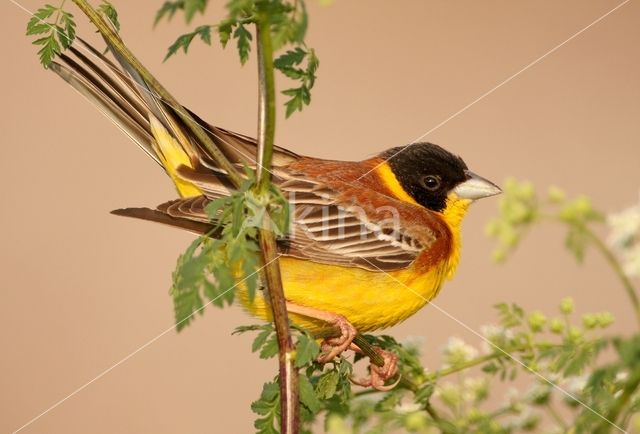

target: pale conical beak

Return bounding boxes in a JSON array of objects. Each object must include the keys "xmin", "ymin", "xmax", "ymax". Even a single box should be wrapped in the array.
[{"xmin": 452, "ymin": 170, "xmax": 502, "ymax": 200}]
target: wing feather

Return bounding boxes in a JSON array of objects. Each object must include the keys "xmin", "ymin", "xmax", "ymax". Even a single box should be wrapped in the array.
[{"xmin": 113, "ymin": 173, "xmax": 433, "ymax": 271}]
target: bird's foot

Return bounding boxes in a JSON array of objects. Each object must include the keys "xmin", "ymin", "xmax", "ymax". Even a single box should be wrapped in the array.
[
  {"xmin": 351, "ymin": 347, "xmax": 400, "ymax": 391},
  {"xmin": 317, "ymin": 314, "xmax": 357, "ymax": 363}
]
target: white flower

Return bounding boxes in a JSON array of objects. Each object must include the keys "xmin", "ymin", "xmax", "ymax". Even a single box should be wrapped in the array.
[
  {"xmin": 607, "ymin": 200, "xmax": 640, "ymax": 249},
  {"xmin": 463, "ymin": 377, "xmax": 489, "ymax": 402},
  {"xmin": 564, "ymin": 375, "xmax": 588, "ymax": 395},
  {"xmin": 480, "ymin": 324, "xmax": 513, "ymax": 353},
  {"xmin": 607, "ymin": 196, "xmax": 640, "ymax": 277},
  {"xmin": 394, "ymin": 402, "xmax": 422, "ymax": 414},
  {"xmin": 623, "ymin": 244, "xmax": 640, "ymax": 277},
  {"xmin": 441, "ymin": 337, "xmax": 478, "ymax": 367},
  {"xmin": 400, "ymin": 335, "xmax": 425, "ymax": 351}
]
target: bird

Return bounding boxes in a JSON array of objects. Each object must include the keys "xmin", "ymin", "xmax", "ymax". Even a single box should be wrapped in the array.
[{"xmin": 49, "ymin": 39, "xmax": 501, "ymax": 390}]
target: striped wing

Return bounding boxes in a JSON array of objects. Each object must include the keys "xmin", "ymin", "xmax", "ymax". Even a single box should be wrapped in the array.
[{"xmin": 115, "ymin": 175, "xmax": 429, "ymax": 271}]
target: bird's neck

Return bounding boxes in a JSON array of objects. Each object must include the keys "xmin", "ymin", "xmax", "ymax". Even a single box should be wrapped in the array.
[{"xmin": 441, "ymin": 194, "xmax": 472, "ymax": 279}]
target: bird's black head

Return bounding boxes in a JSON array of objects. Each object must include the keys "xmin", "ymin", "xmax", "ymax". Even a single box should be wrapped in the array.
[{"xmin": 383, "ymin": 143, "xmax": 492, "ymax": 212}]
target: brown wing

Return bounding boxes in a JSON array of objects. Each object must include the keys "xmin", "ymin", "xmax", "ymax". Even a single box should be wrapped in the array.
[{"xmin": 114, "ymin": 173, "xmax": 438, "ymax": 272}]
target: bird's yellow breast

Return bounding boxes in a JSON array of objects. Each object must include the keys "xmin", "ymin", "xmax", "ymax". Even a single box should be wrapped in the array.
[
  {"xmin": 238, "ymin": 194, "xmax": 470, "ymax": 334},
  {"xmin": 238, "ymin": 256, "xmax": 450, "ymax": 334}
]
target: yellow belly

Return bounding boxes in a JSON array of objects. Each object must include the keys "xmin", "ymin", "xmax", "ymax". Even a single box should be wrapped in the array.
[{"xmin": 238, "ymin": 256, "xmax": 450, "ymax": 334}]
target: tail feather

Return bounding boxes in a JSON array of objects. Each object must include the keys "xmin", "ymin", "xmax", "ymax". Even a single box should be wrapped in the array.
[
  {"xmin": 111, "ymin": 207, "xmax": 216, "ymax": 235},
  {"xmin": 50, "ymin": 38, "xmax": 300, "ymax": 197},
  {"xmin": 51, "ymin": 53, "xmax": 159, "ymax": 165}
]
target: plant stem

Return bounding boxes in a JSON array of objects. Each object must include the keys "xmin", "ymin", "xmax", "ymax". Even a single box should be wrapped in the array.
[
  {"xmin": 581, "ymin": 224, "xmax": 640, "ymax": 328},
  {"xmin": 545, "ymin": 402, "xmax": 569, "ymax": 431},
  {"xmin": 71, "ymin": 0, "xmax": 244, "ymax": 189},
  {"xmin": 594, "ymin": 369, "xmax": 640, "ymax": 434},
  {"xmin": 255, "ymin": 12, "xmax": 299, "ymax": 434},
  {"xmin": 426, "ymin": 352, "xmax": 500, "ymax": 381}
]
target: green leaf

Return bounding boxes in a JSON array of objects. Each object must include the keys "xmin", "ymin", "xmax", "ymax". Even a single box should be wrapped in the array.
[
  {"xmin": 217, "ymin": 20, "xmax": 234, "ymax": 47},
  {"xmin": 54, "ymin": 25, "xmax": 71, "ymax": 50},
  {"xmin": 171, "ymin": 282, "xmax": 204, "ymax": 331},
  {"xmin": 299, "ymin": 374, "xmax": 322, "ymax": 414},
  {"xmin": 226, "ymin": 0, "xmax": 255, "ymax": 18},
  {"xmin": 26, "ymin": 4, "xmax": 76, "ymax": 68},
  {"xmin": 374, "ymin": 390, "xmax": 401, "ymax": 411},
  {"xmin": 565, "ymin": 226, "xmax": 588, "ymax": 263},
  {"xmin": 482, "ymin": 362, "xmax": 499, "ymax": 374},
  {"xmin": 252, "ymin": 328, "xmax": 273, "ymax": 353},
  {"xmin": 315, "ymin": 370, "xmax": 339, "ymax": 399},
  {"xmin": 59, "ymin": 11, "xmax": 76, "ymax": 48},
  {"xmin": 251, "ymin": 380, "xmax": 280, "ymax": 434},
  {"xmin": 241, "ymin": 248, "xmax": 260, "ymax": 301},
  {"xmin": 305, "ymin": 49, "xmax": 319, "ymax": 87},
  {"xmin": 234, "ymin": 24, "xmax": 252, "ymax": 65},
  {"xmin": 274, "ymin": 47, "xmax": 306, "ymax": 69},
  {"xmin": 282, "ymin": 86, "xmax": 310, "ymax": 118},
  {"xmin": 231, "ymin": 193, "xmax": 244, "ymax": 236},
  {"xmin": 205, "ymin": 195, "xmax": 230, "ymax": 219},
  {"xmin": 295, "ymin": 334, "xmax": 320, "ymax": 368},
  {"xmin": 414, "ymin": 383, "xmax": 435, "ymax": 404},
  {"xmin": 34, "ymin": 35, "xmax": 61, "ymax": 68},
  {"xmin": 164, "ymin": 25, "xmax": 214, "ymax": 61},
  {"xmin": 260, "ymin": 333, "xmax": 279, "ymax": 359},
  {"xmin": 184, "ymin": 0, "xmax": 207, "ymax": 23},
  {"xmin": 233, "ymin": 324, "xmax": 266, "ymax": 335},
  {"xmin": 495, "ymin": 302, "xmax": 524, "ymax": 328},
  {"xmin": 154, "ymin": 1, "xmax": 184, "ymax": 26},
  {"xmin": 98, "ymin": 1, "xmax": 120, "ymax": 32},
  {"xmin": 197, "ymin": 25, "xmax": 212, "ymax": 45},
  {"xmin": 26, "ymin": 4, "xmax": 56, "ymax": 34},
  {"xmin": 291, "ymin": 2, "xmax": 308, "ymax": 43}
]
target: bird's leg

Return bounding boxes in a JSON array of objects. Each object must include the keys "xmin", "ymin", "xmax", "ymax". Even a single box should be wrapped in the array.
[
  {"xmin": 284, "ymin": 303, "xmax": 399, "ymax": 391},
  {"xmin": 349, "ymin": 344, "xmax": 400, "ymax": 391},
  {"xmin": 285, "ymin": 302, "xmax": 357, "ymax": 363}
]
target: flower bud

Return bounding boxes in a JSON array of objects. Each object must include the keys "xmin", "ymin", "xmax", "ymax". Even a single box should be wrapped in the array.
[{"xmin": 559, "ymin": 297, "xmax": 574, "ymax": 315}]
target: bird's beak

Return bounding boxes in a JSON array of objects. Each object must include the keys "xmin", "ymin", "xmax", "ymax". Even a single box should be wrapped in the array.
[{"xmin": 452, "ymin": 170, "xmax": 502, "ymax": 200}]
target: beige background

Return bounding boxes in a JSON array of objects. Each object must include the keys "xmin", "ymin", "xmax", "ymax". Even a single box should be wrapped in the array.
[{"xmin": 2, "ymin": 0, "xmax": 640, "ymax": 432}]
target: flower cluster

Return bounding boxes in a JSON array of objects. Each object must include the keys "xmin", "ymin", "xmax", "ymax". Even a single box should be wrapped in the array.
[{"xmin": 607, "ymin": 195, "xmax": 640, "ymax": 277}]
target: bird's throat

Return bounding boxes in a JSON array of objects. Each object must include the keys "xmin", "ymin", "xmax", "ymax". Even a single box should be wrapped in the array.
[{"xmin": 441, "ymin": 194, "xmax": 471, "ymax": 279}]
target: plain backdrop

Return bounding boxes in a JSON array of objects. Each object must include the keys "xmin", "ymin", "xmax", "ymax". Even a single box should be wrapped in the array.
[{"xmin": 2, "ymin": 1, "xmax": 639, "ymax": 433}]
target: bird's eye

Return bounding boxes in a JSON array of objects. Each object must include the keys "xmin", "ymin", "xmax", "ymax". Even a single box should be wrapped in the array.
[{"xmin": 421, "ymin": 175, "xmax": 441, "ymax": 191}]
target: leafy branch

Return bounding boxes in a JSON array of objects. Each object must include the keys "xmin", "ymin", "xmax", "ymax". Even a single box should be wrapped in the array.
[
  {"xmin": 253, "ymin": 5, "xmax": 299, "ymax": 432},
  {"xmin": 486, "ymin": 178, "xmax": 640, "ymax": 327},
  {"xmin": 156, "ymin": 0, "xmax": 318, "ymax": 117},
  {"xmin": 241, "ymin": 297, "xmax": 631, "ymax": 433},
  {"xmin": 26, "ymin": 2, "xmax": 76, "ymax": 67},
  {"xmin": 154, "ymin": 0, "xmax": 207, "ymax": 26}
]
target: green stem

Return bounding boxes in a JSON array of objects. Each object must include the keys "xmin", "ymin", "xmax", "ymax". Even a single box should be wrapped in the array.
[
  {"xmin": 255, "ymin": 16, "xmax": 276, "ymax": 192},
  {"xmin": 426, "ymin": 352, "xmax": 501, "ymax": 382},
  {"xmin": 71, "ymin": 0, "xmax": 244, "ymax": 189},
  {"xmin": 424, "ymin": 402, "xmax": 443, "ymax": 426},
  {"xmin": 594, "ymin": 369, "xmax": 640, "ymax": 434},
  {"xmin": 255, "ymin": 12, "xmax": 299, "ymax": 434},
  {"xmin": 487, "ymin": 404, "xmax": 519, "ymax": 419},
  {"xmin": 55, "ymin": 0, "xmax": 66, "ymax": 24},
  {"xmin": 581, "ymin": 224, "xmax": 640, "ymax": 329},
  {"xmin": 545, "ymin": 402, "xmax": 569, "ymax": 432}
]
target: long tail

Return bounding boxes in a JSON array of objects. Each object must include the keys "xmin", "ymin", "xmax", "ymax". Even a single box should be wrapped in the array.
[{"xmin": 49, "ymin": 38, "xmax": 298, "ymax": 199}]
